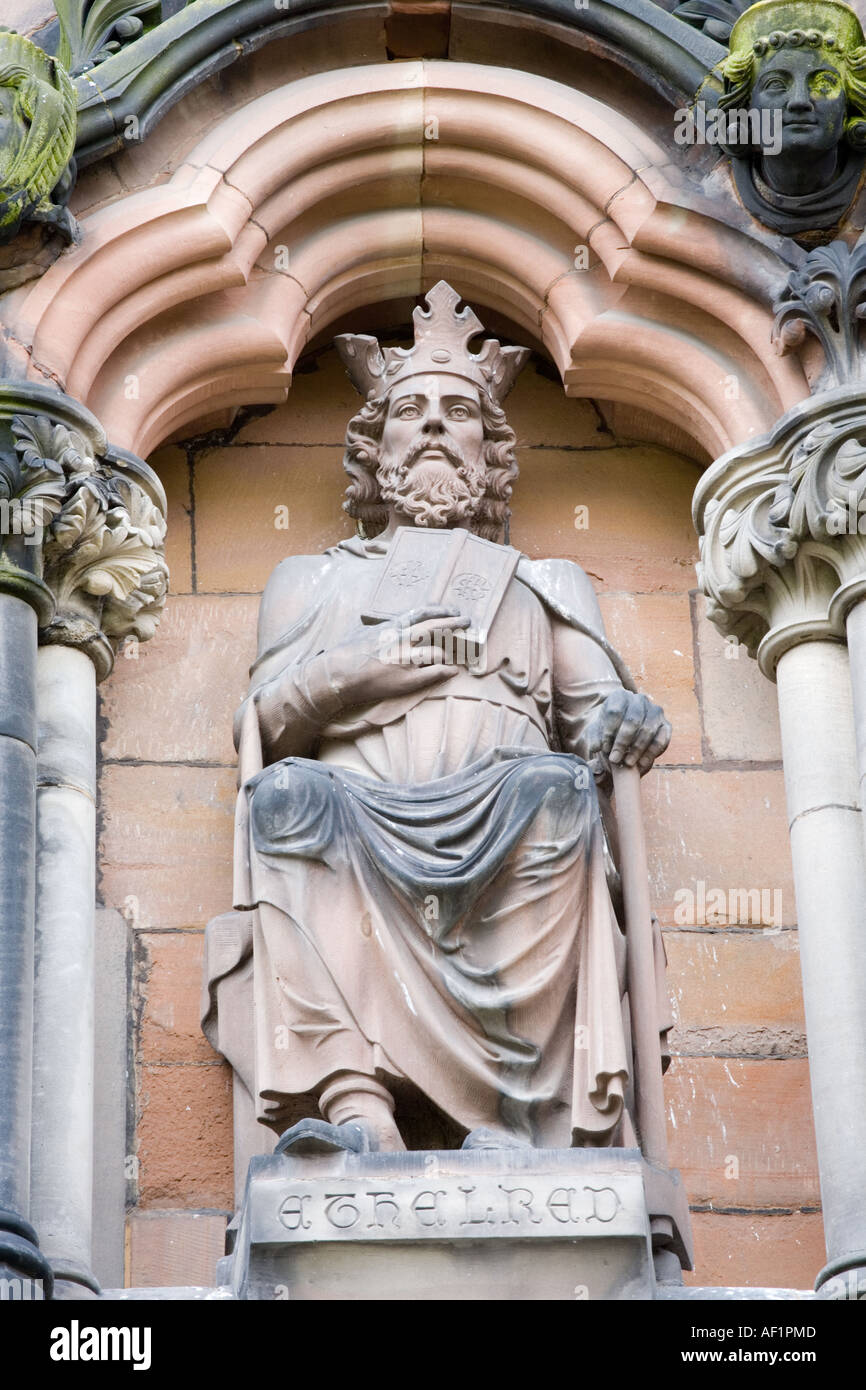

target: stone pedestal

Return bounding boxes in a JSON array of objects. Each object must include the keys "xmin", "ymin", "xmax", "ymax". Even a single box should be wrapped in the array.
[{"xmin": 228, "ymin": 1148, "xmax": 668, "ymax": 1301}]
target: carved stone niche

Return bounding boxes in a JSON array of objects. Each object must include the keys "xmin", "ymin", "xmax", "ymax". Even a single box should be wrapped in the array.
[
  {"xmin": 204, "ymin": 282, "xmax": 693, "ymax": 1298},
  {"xmin": 692, "ymin": 0, "xmax": 866, "ymax": 240}
]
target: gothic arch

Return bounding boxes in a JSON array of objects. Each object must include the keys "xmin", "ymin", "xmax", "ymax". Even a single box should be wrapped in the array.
[{"xmin": 9, "ymin": 59, "xmax": 808, "ymax": 460}]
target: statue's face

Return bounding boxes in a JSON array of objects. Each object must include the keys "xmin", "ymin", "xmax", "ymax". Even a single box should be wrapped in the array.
[
  {"xmin": 381, "ymin": 374, "xmax": 485, "ymax": 470},
  {"xmin": 752, "ymin": 46, "xmax": 847, "ymax": 155},
  {"xmin": 376, "ymin": 374, "xmax": 488, "ymax": 528}
]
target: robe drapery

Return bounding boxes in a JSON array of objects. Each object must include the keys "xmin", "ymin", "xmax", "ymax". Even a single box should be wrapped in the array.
[{"xmin": 231, "ymin": 534, "xmax": 651, "ymax": 1148}]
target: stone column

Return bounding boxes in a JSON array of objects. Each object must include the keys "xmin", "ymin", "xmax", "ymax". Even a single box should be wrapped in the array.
[
  {"xmin": 0, "ymin": 389, "xmax": 61, "ymax": 1293},
  {"xmin": 694, "ymin": 387, "xmax": 866, "ymax": 1296},
  {"xmin": 32, "ymin": 420, "xmax": 167, "ymax": 1297},
  {"xmin": 0, "ymin": 587, "xmax": 54, "ymax": 1293},
  {"xmin": 775, "ymin": 640, "xmax": 866, "ymax": 1289},
  {"xmin": 837, "ymin": 593, "xmax": 866, "ymax": 873},
  {"xmin": 0, "ymin": 394, "xmax": 167, "ymax": 1297},
  {"xmin": 31, "ymin": 643, "xmax": 99, "ymax": 1296}
]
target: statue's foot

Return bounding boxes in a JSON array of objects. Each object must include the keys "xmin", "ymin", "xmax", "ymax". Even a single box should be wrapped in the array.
[
  {"xmin": 319, "ymin": 1074, "xmax": 406, "ymax": 1152},
  {"xmin": 461, "ymin": 1126, "xmax": 534, "ymax": 1152},
  {"xmin": 275, "ymin": 1118, "xmax": 374, "ymax": 1156}
]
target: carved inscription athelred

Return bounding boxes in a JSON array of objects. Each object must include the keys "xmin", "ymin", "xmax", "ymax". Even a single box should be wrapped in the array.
[{"xmin": 275, "ymin": 1178, "xmax": 628, "ymax": 1240}]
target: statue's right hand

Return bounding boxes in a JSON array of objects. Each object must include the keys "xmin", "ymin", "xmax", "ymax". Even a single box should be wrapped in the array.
[{"xmin": 319, "ymin": 605, "xmax": 470, "ymax": 708}]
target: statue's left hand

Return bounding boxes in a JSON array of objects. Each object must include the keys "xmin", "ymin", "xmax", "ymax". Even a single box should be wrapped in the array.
[{"xmin": 580, "ymin": 690, "xmax": 671, "ymax": 776}]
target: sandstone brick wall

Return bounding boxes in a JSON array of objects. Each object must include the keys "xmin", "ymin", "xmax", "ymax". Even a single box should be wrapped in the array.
[{"xmin": 97, "ymin": 351, "xmax": 821, "ymax": 1289}]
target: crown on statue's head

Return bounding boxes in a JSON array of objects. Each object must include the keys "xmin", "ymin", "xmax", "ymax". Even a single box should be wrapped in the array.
[{"xmin": 335, "ymin": 281, "xmax": 530, "ymax": 405}]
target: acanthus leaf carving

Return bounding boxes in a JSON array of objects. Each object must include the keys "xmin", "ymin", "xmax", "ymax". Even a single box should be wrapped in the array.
[
  {"xmin": 1, "ymin": 410, "xmax": 167, "ymax": 669},
  {"xmin": 696, "ymin": 401, "xmax": 866, "ymax": 662},
  {"xmin": 11, "ymin": 412, "xmax": 97, "ymax": 480},
  {"xmin": 43, "ymin": 472, "xmax": 168, "ymax": 644},
  {"xmin": 773, "ymin": 240, "xmax": 866, "ymax": 389},
  {"xmin": 698, "ymin": 468, "xmax": 797, "ymax": 636},
  {"xmin": 88, "ymin": 475, "xmax": 168, "ymax": 643},
  {"xmin": 0, "ymin": 414, "xmax": 95, "ymax": 542},
  {"xmin": 55, "ymin": 0, "xmax": 162, "ymax": 76}
]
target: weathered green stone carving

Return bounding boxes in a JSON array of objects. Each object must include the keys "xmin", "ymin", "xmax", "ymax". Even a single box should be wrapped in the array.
[
  {"xmin": 699, "ymin": 0, "xmax": 866, "ymax": 237},
  {"xmin": 676, "ymin": 0, "xmax": 752, "ymax": 45},
  {"xmin": 55, "ymin": 0, "xmax": 162, "ymax": 77},
  {"xmin": 0, "ymin": 27, "xmax": 77, "ymax": 246}
]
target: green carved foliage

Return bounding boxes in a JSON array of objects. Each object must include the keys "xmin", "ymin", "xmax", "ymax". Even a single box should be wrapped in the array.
[
  {"xmin": 675, "ymin": 0, "xmax": 751, "ymax": 44},
  {"xmin": 0, "ymin": 4, "xmax": 156, "ymax": 245},
  {"xmin": 0, "ymin": 28, "xmax": 77, "ymax": 243},
  {"xmin": 55, "ymin": 0, "xmax": 163, "ymax": 76}
]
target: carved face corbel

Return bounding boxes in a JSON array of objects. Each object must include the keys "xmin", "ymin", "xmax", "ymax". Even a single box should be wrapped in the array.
[
  {"xmin": 693, "ymin": 0, "xmax": 866, "ymax": 239},
  {"xmin": 751, "ymin": 44, "xmax": 848, "ymax": 191}
]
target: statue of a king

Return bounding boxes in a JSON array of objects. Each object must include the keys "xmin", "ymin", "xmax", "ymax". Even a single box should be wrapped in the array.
[{"xmin": 224, "ymin": 282, "xmax": 673, "ymax": 1156}]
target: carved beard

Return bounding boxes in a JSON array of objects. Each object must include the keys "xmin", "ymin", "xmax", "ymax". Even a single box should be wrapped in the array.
[{"xmin": 376, "ymin": 438, "xmax": 487, "ymax": 529}]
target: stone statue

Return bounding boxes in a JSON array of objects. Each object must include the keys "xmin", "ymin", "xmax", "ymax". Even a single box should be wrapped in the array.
[
  {"xmin": 712, "ymin": 0, "xmax": 866, "ymax": 236},
  {"xmin": 207, "ymin": 283, "xmax": 672, "ymax": 1158},
  {"xmin": 0, "ymin": 28, "xmax": 77, "ymax": 246}
]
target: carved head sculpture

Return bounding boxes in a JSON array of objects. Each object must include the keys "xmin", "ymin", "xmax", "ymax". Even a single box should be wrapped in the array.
[
  {"xmin": 709, "ymin": 0, "xmax": 866, "ymax": 233},
  {"xmin": 0, "ymin": 29, "xmax": 77, "ymax": 245},
  {"xmin": 335, "ymin": 282, "xmax": 530, "ymax": 540}
]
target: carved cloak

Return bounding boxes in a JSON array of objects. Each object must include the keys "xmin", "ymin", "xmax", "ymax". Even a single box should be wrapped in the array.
[{"xmin": 208, "ymin": 536, "xmax": 670, "ymax": 1148}]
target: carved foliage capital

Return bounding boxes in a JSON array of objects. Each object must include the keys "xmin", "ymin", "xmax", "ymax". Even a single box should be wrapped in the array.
[
  {"xmin": 0, "ymin": 406, "xmax": 167, "ymax": 676},
  {"xmin": 695, "ymin": 391, "xmax": 866, "ymax": 672}
]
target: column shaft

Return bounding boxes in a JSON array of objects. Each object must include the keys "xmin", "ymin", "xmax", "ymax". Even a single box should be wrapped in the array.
[
  {"xmin": 775, "ymin": 639, "xmax": 866, "ymax": 1274},
  {"xmin": 843, "ymin": 599, "xmax": 866, "ymax": 860},
  {"xmin": 0, "ymin": 593, "xmax": 45, "ymax": 1282},
  {"xmin": 29, "ymin": 644, "xmax": 98, "ymax": 1294}
]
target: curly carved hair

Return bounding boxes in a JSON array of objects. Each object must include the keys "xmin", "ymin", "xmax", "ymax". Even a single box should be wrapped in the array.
[
  {"xmin": 342, "ymin": 390, "xmax": 520, "ymax": 543},
  {"xmin": 720, "ymin": 29, "xmax": 866, "ymax": 150}
]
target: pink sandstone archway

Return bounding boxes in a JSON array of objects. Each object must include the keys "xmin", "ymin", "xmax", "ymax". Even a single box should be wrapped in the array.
[{"xmin": 7, "ymin": 61, "xmax": 810, "ymax": 460}]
